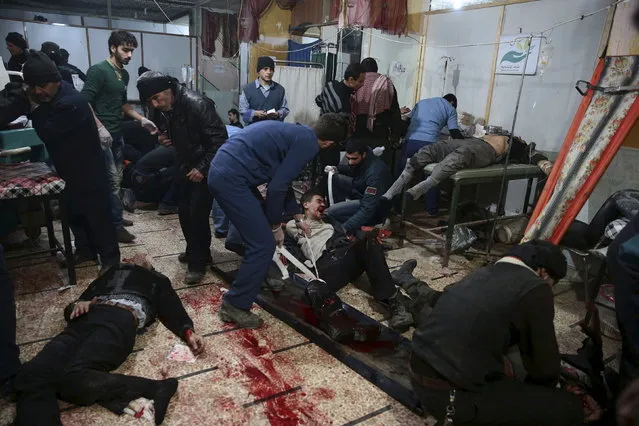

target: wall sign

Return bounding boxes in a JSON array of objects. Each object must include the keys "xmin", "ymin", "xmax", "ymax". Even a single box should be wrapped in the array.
[{"xmin": 496, "ymin": 34, "xmax": 541, "ymax": 75}]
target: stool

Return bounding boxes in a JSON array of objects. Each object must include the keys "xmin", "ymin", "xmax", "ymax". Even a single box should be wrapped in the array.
[{"xmin": 0, "ymin": 162, "xmax": 75, "ymax": 285}]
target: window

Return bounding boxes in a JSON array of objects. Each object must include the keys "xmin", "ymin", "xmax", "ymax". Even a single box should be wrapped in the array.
[{"xmin": 429, "ymin": 0, "xmax": 502, "ymax": 11}]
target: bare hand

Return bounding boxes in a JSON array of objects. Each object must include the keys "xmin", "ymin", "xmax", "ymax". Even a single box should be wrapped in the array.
[
  {"xmin": 254, "ymin": 110, "xmax": 267, "ymax": 119},
  {"xmin": 186, "ymin": 168, "xmax": 204, "ymax": 182},
  {"xmin": 158, "ymin": 133, "xmax": 172, "ymax": 146},
  {"xmin": 70, "ymin": 297, "xmax": 97, "ymax": 319},
  {"xmin": 296, "ymin": 221, "xmax": 312, "ymax": 237},
  {"xmin": 400, "ymin": 106, "xmax": 411, "ymax": 114},
  {"xmin": 185, "ymin": 331, "xmax": 205, "ymax": 356},
  {"xmin": 272, "ymin": 226, "xmax": 285, "ymax": 247}
]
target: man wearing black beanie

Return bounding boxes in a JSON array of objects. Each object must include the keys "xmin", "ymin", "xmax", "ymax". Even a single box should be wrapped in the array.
[
  {"xmin": 238, "ymin": 55, "xmax": 289, "ymax": 125},
  {"xmin": 0, "ymin": 51, "xmax": 120, "ymax": 273},
  {"xmin": 408, "ymin": 239, "xmax": 590, "ymax": 425},
  {"xmin": 5, "ymin": 32, "xmax": 28, "ymax": 80}
]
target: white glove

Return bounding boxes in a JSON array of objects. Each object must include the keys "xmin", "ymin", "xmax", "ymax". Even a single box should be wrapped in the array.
[
  {"xmin": 324, "ymin": 166, "xmax": 338, "ymax": 174},
  {"xmin": 98, "ymin": 126, "xmax": 113, "ymax": 148},
  {"xmin": 372, "ymin": 146, "xmax": 385, "ymax": 156},
  {"xmin": 538, "ymin": 160, "xmax": 553, "ymax": 176},
  {"xmin": 140, "ymin": 117, "xmax": 159, "ymax": 135},
  {"xmin": 272, "ymin": 226, "xmax": 285, "ymax": 247}
]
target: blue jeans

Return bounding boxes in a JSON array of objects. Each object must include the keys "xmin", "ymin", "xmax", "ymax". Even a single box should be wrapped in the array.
[
  {"xmin": 102, "ymin": 133, "xmax": 125, "ymax": 230},
  {"xmin": 397, "ymin": 139, "xmax": 440, "ymax": 215},
  {"xmin": 211, "ymin": 199, "xmax": 229, "ymax": 235},
  {"xmin": 325, "ymin": 200, "xmax": 361, "ymax": 224}
]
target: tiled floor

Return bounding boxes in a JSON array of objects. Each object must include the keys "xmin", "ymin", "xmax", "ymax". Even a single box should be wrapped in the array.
[{"xmin": 0, "ymin": 208, "xmax": 620, "ymax": 425}]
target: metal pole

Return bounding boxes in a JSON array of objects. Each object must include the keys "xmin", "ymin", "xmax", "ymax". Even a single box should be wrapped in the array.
[
  {"xmin": 485, "ymin": 35, "xmax": 534, "ymax": 260},
  {"xmin": 107, "ymin": 0, "xmax": 112, "ymax": 29}
]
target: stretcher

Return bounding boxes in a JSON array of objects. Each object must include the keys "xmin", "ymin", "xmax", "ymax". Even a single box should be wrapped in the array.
[{"xmin": 400, "ymin": 163, "xmax": 546, "ymax": 266}]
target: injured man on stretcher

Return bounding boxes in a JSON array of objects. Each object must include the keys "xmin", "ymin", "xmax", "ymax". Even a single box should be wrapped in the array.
[
  {"xmin": 383, "ymin": 134, "xmax": 554, "ymax": 203},
  {"xmin": 13, "ymin": 256, "xmax": 205, "ymax": 426},
  {"xmin": 283, "ymin": 189, "xmax": 414, "ymax": 333}
]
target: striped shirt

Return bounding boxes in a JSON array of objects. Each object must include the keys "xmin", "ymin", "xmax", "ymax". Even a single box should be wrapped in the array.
[{"xmin": 315, "ymin": 80, "xmax": 354, "ymax": 116}]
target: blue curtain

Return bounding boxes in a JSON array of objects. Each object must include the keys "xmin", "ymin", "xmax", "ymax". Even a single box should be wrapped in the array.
[{"xmin": 287, "ymin": 40, "xmax": 321, "ymax": 66}]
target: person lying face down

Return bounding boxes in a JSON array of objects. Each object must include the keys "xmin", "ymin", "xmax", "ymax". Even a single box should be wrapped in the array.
[
  {"xmin": 283, "ymin": 189, "xmax": 414, "ymax": 332},
  {"xmin": 383, "ymin": 135, "xmax": 553, "ymax": 202},
  {"xmin": 409, "ymin": 240, "xmax": 601, "ymax": 425},
  {"xmin": 13, "ymin": 256, "xmax": 204, "ymax": 426}
]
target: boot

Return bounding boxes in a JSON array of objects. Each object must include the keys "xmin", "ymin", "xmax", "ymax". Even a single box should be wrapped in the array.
[
  {"xmin": 117, "ymin": 228, "xmax": 136, "ymax": 243},
  {"xmin": 122, "ymin": 218, "xmax": 133, "ymax": 227},
  {"xmin": 383, "ymin": 293, "xmax": 414, "ymax": 332},
  {"xmin": 185, "ymin": 270, "xmax": 204, "ymax": 285},
  {"xmin": 178, "ymin": 253, "xmax": 213, "ymax": 265},
  {"xmin": 218, "ymin": 301, "xmax": 263, "ymax": 329},
  {"xmin": 157, "ymin": 204, "xmax": 178, "ymax": 215},
  {"xmin": 391, "ymin": 259, "xmax": 419, "ymax": 288}
]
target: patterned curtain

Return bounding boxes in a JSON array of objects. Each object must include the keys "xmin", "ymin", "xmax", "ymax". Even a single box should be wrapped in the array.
[
  {"xmin": 201, "ymin": 9, "xmax": 220, "ymax": 57},
  {"xmin": 202, "ymin": 11, "xmax": 240, "ymax": 58},
  {"xmin": 370, "ymin": 0, "xmax": 407, "ymax": 35},
  {"xmin": 239, "ymin": 0, "xmax": 273, "ymax": 42},
  {"xmin": 222, "ymin": 14, "xmax": 239, "ymax": 58}
]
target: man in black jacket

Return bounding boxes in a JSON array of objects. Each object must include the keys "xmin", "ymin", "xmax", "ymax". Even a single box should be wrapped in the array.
[
  {"xmin": 284, "ymin": 189, "xmax": 413, "ymax": 331},
  {"xmin": 0, "ymin": 52, "xmax": 120, "ymax": 271},
  {"xmin": 5, "ymin": 32, "xmax": 28, "ymax": 80},
  {"xmin": 410, "ymin": 240, "xmax": 586, "ymax": 425},
  {"xmin": 13, "ymin": 257, "xmax": 204, "ymax": 426},
  {"xmin": 137, "ymin": 71, "xmax": 228, "ymax": 284}
]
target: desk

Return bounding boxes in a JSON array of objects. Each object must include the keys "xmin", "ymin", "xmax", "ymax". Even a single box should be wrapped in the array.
[
  {"xmin": 400, "ymin": 163, "xmax": 546, "ymax": 266},
  {"xmin": 0, "ymin": 162, "xmax": 75, "ymax": 285}
]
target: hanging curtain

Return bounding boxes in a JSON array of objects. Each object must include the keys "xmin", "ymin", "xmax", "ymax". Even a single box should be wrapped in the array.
[
  {"xmin": 370, "ymin": 0, "xmax": 407, "ymax": 35},
  {"xmin": 287, "ymin": 39, "xmax": 321, "ymax": 66},
  {"xmin": 240, "ymin": 0, "xmax": 273, "ymax": 43},
  {"xmin": 275, "ymin": 0, "xmax": 300, "ymax": 10},
  {"xmin": 222, "ymin": 13, "xmax": 239, "ymax": 58},
  {"xmin": 273, "ymin": 65, "xmax": 324, "ymax": 125},
  {"xmin": 202, "ymin": 9, "xmax": 221, "ymax": 57}
]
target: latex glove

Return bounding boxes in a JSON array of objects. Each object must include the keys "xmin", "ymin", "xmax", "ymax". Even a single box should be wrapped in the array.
[
  {"xmin": 296, "ymin": 220, "xmax": 312, "ymax": 237},
  {"xmin": 538, "ymin": 160, "xmax": 553, "ymax": 176},
  {"xmin": 98, "ymin": 126, "xmax": 113, "ymax": 148},
  {"xmin": 272, "ymin": 225, "xmax": 285, "ymax": 247},
  {"xmin": 372, "ymin": 146, "xmax": 385, "ymax": 156},
  {"xmin": 324, "ymin": 165, "xmax": 338, "ymax": 174},
  {"xmin": 140, "ymin": 117, "xmax": 159, "ymax": 135}
]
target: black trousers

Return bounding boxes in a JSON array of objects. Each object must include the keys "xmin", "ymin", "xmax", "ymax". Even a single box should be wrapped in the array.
[
  {"xmin": 0, "ymin": 244, "xmax": 20, "ymax": 382},
  {"xmin": 14, "ymin": 305, "xmax": 160, "ymax": 426},
  {"xmin": 177, "ymin": 177, "xmax": 213, "ymax": 272},
  {"xmin": 316, "ymin": 236, "xmax": 396, "ymax": 300},
  {"xmin": 68, "ymin": 191, "xmax": 120, "ymax": 266}
]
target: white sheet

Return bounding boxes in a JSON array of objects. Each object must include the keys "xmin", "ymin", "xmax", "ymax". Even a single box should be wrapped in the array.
[{"xmin": 273, "ymin": 66, "xmax": 324, "ymax": 126}]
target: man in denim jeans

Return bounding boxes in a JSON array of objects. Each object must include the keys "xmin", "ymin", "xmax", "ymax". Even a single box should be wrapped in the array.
[{"xmin": 83, "ymin": 30, "xmax": 159, "ymax": 244}]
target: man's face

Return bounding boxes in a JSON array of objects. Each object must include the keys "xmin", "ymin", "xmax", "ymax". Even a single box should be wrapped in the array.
[
  {"xmin": 538, "ymin": 269, "xmax": 556, "ymax": 288},
  {"xmin": 149, "ymin": 88, "xmax": 174, "ymax": 112},
  {"xmin": 228, "ymin": 112, "xmax": 237, "ymax": 123},
  {"xmin": 303, "ymin": 195, "xmax": 326, "ymax": 221},
  {"xmin": 345, "ymin": 151, "xmax": 365, "ymax": 168},
  {"xmin": 28, "ymin": 82, "xmax": 60, "ymax": 103},
  {"xmin": 258, "ymin": 67, "xmax": 273, "ymax": 83},
  {"xmin": 6, "ymin": 42, "xmax": 21, "ymax": 56},
  {"xmin": 345, "ymin": 73, "xmax": 365, "ymax": 91},
  {"xmin": 318, "ymin": 139, "xmax": 335, "ymax": 150},
  {"xmin": 111, "ymin": 43, "xmax": 135, "ymax": 66}
]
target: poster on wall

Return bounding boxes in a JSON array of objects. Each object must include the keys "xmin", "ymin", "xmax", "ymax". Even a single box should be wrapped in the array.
[{"xmin": 495, "ymin": 34, "xmax": 541, "ymax": 75}]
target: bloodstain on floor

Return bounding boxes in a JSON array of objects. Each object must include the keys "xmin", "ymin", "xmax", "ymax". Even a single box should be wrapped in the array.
[
  {"xmin": 313, "ymin": 388, "xmax": 336, "ymax": 399},
  {"xmin": 180, "ymin": 284, "xmax": 224, "ymax": 311}
]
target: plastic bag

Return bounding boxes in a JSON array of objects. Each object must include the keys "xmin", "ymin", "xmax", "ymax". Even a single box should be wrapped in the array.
[{"xmin": 450, "ymin": 225, "xmax": 478, "ymax": 253}]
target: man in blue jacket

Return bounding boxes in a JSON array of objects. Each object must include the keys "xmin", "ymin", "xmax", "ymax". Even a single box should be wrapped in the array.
[
  {"xmin": 208, "ymin": 114, "xmax": 349, "ymax": 328},
  {"xmin": 325, "ymin": 138, "xmax": 393, "ymax": 233}
]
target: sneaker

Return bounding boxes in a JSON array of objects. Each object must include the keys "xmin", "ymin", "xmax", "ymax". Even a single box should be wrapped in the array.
[
  {"xmin": 177, "ymin": 253, "xmax": 213, "ymax": 265},
  {"xmin": 218, "ymin": 301, "xmax": 263, "ymax": 329},
  {"xmin": 391, "ymin": 259, "xmax": 419, "ymax": 288},
  {"xmin": 154, "ymin": 378, "xmax": 178, "ymax": 425},
  {"xmin": 122, "ymin": 218, "xmax": 133, "ymax": 227},
  {"xmin": 185, "ymin": 270, "xmax": 205, "ymax": 285},
  {"xmin": 117, "ymin": 228, "xmax": 136, "ymax": 243},
  {"xmin": 383, "ymin": 294, "xmax": 414, "ymax": 332},
  {"xmin": 158, "ymin": 204, "xmax": 178, "ymax": 215}
]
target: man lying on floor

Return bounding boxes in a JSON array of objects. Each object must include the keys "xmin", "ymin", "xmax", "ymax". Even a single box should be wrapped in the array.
[
  {"xmin": 14, "ymin": 256, "xmax": 205, "ymax": 426},
  {"xmin": 284, "ymin": 189, "xmax": 414, "ymax": 332},
  {"xmin": 406, "ymin": 240, "xmax": 599, "ymax": 425},
  {"xmin": 382, "ymin": 135, "xmax": 553, "ymax": 202}
]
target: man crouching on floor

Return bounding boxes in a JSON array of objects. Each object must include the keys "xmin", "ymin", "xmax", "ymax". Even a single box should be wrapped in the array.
[
  {"xmin": 13, "ymin": 255, "xmax": 204, "ymax": 426},
  {"xmin": 284, "ymin": 189, "xmax": 413, "ymax": 332}
]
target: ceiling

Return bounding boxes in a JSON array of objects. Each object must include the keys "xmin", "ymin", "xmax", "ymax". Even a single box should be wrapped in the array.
[{"xmin": 0, "ymin": 0, "xmax": 241, "ymax": 23}]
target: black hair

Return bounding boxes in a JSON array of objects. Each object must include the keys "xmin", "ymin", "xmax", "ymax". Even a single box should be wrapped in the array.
[
  {"xmin": 443, "ymin": 93, "xmax": 458, "ymax": 108},
  {"xmin": 344, "ymin": 63, "xmax": 365, "ymax": 81},
  {"xmin": 108, "ymin": 30, "xmax": 138, "ymax": 54},
  {"xmin": 344, "ymin": 138, "xmax": 368, "ymax": 155},
  {"xmin": 507, "ymin": 240, "xmax": 567, "ymax": 281},
  {"xmin": 138, "ymin": 66, "xmax": 150, "ymax": 76},
  {"xmin": 312, "ymin": 113, "xmax": 348, "ymax": 142},
  {"xmin": 228, "ymin": 108, "xmax": 240, "ymax": 117},
  {"xmin": 300, "ymin": 188, "xmax": 324, "ymax": 209},
  {"xmin": 59, "ymin": 48, "xmax": 69, "ymax": 63},
  {"xmin": 361, "ymin": 57, "xmax": 378, "ymax": 73}
]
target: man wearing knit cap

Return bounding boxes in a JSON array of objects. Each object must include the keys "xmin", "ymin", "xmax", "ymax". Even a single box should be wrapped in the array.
[
  {"xmin": 5, "ymin": 32, "xmax": 28, "ymax": 80},
  {"xmin": 0, "ymin": 52, "xmax": 120, "ymax": 272},
  {"xmin": 238, "ymin": 56, "xmax": 289, "ymax": 125},
  {"xmin": 137, "ymin": 71, "xmax": 228, "ymax": 285},
  {"xmin": 208, "ymin": 114, "xmax": 349, "ymax": 328},
  {"xmin": 409, "ymin": 240, "xmax": 591, "ymax": 425},
  {"xmin": 40, "ymin": 41, "xmax": 74, "ymax": 85}
]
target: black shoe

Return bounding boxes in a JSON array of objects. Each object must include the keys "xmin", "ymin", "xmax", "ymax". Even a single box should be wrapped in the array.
[
  {"xmin": 391, "ymin": 259, "xmax": 419, "ymax": 288},
  {"xmin": 383, "ymin": 294, "xmax": 414, "ymax": 333},
  {"xmin": 214, "ymin": 231, "xmax": 227, "ymax": 239},
  {"xmin": 177, "ymin": 253, "xmax": 213, "ymax": 265},
  {"xmin": 157, "ymin": 204, "xmax": 178, "ymax": 215},
  {"xmin": 117, "ymin": 228, "xmax": 136, "ymax": 243},
  {"xmin": 154, "ymin": 378, "xmax": 178, "ymax": 425},
  {"xmin": 185, "ymin": 270, "xmax": 205, "ymax": 285},
  {"xmin": 218, "ymin": 301, "xmax": 263, "ymax": 329},
  {"xmin": 122, "ymin": 218, "xmax": 133, "ymax": 227},
  {"xmin": 75, "ymin": 251, "xmax": 98, "ymax": 266},
  {"xmin": 0, "ymin": 375, "xmax": 16, "ymax": 401}
]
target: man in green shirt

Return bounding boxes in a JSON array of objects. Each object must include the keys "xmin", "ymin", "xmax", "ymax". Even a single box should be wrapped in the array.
[{"xmin": 82, "ymin": 30, "xmax": 159, "ymax": 244}]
